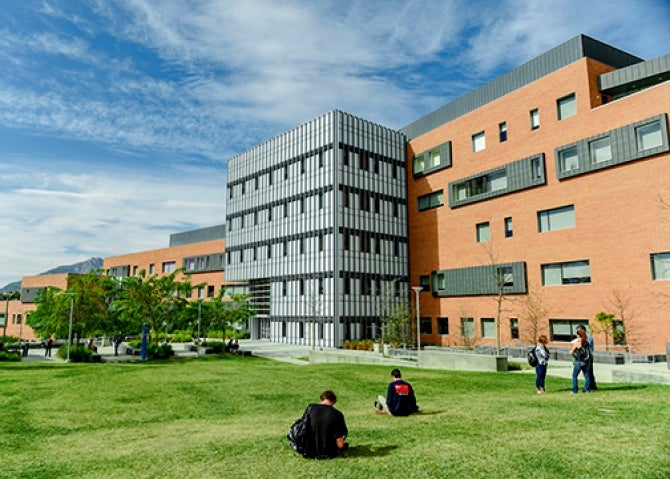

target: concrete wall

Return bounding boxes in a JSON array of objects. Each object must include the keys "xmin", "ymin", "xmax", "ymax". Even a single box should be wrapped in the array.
[{"xmin": 419, "ymin": 350, "xmax": 508, "ymax": 372}]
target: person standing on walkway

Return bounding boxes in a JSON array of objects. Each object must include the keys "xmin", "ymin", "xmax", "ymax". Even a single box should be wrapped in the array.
[
  {"xmin": 534, "ymin": 335, "xmax": 550, "ymax": 394},
  {"xmin": 577, "ymin": 324, "xmax": 597, "ymax": 391},
  {"xmin": 375, "ymin": 368, "xmax": 419, "ymax": 416},
  {"xmin": 570, "ymin": 329, "xmax": 592, "ymax": 394},
  {"xmin": 44, "ymin": 337, "xmax": 54, "ymax": 358}
]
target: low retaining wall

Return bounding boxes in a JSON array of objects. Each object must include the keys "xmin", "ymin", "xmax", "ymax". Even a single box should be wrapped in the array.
[
  {"xmin": 309, "ymin": 348, "xmax": 508, "ymax": 372},
  {"xmin": 419, "ymin": 350, "xmax": 508, "ymax": 372}
]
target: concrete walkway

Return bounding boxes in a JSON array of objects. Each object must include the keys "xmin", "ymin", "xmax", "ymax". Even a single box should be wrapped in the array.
[{"xmin": 16, "ymin": 340, "xmax": 670, "ymax": 385}]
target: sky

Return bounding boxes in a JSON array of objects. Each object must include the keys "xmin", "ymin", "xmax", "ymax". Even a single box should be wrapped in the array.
[{"xmin": 1, "ymin": 0, "xmax": 669, "ymax": 287}]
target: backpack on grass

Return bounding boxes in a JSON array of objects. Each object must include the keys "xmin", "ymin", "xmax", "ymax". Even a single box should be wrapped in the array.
[
  {"xmin": 527, "ymin": 348, "xmax": 538, "ymax": 367},
  {"xmin": 287, "ymin": 405, "xmax": 313, "ymax": 457}
]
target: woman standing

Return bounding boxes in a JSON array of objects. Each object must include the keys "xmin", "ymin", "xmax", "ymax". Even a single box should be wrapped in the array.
[
  {"xmin": 569, "ymin": 328, "xmax": 592, "ymax": 394},
  {"xmin": 535, "ymin": 335, "xmax": 550, "ymax": 394}
]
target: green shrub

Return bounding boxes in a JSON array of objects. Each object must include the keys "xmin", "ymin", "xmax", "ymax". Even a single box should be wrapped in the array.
[
  {"xmin": 56, "ymin": 344, "xmax": 95, "ymax": 363},
  {"xmin": 0, "ymin": 350, "xmax": 21, "ymax": 362},
  {"xmin": 171, "ymin": 330, "xmax": 192, "ymax": 343},
  {"xmin": 201, "ymin": 341, "xmax": 224, "ymax": 353}
]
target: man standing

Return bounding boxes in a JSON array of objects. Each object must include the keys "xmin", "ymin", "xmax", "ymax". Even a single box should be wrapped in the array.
[
  {"xmin": 577, "ymin": 325, "xmax": 597, "ymax": 391},
  {"xmin": 306, "ymin": 390, "xmax": 348, "ymax": 459},
  {"xmin": 375, "ymin": 368, "xmax": 419, "ymax": 416}
]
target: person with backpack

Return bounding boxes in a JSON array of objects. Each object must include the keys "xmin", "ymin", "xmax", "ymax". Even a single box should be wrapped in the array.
[
  {"xmin": 576, "ymin": 324, "xmax": 597, "ymax": 391},
  {"xmin": 291, "ymin": 390, "xmax": 348, "ymax": 459},
  {"xmin": 570, "ymin": 328, "xmax": 592, "ymax": 394},
  {"xmin": 534, "ymin": 335, "xmax": 550, "ymax": 394}
]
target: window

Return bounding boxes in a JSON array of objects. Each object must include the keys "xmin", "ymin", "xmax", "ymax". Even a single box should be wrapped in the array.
[
  {"xmin": 589, "ymin": 136, "xmax": 612, "ymax": 163},
  {"xmin": 550, "ymin": 319, "xmax": 588, "ymax": 342},
  {"xmin": 472, "ymin": 131, "xmax": 486, "ymax": 152},
  {"xmin": 613, "ymin": 320, "xmax": 626, "ymax": 345},
  {"xmin": 510, "ymin": 318, "xmax": 519, "ymax": 339},
  {"xmin": 454, "ymin": 170, "xmax": 507, "ymax": 200},
  {"xmin": 162, "ymin": 261, "xmax": 176, "ymax": 273},
  {"xmin": 476, "ymin": 222, "xmax": 490, "ymax": 242},
  {"xmin": 429, "ymin": 149, "xmax": 441, "ymax": 167},
  {"xmin": 557, "ymin": 93, "xmax": 576, "ymax": 120},
  {"xmin": 651, "ymin": 252, "xmax": 670, "ymax": 280},
  {"xmin": 418, "ymin": 190, "xmax": 444, "ymax": 211},
  {"xmin": 538, "ymin": 205, "xmax": 575, "ymax": 232},
  {"xmin": 531, "ymin": 157, "xmax": 543, "ymax": 179},
  {"xmin": 499, "ymin": 122, "xmax": 507, "ymax": 142},
  {"xmin": 413, "ymin": 154, "xmax": 425, "ymax": 174},
  {"xmin": 496, "ymin": 266, "xmax": 514, "ymax": 287},
  {"xmin": 542, "ymin": 260, "xmax": 591, "ymax": 285},
  {"xmin": 504, "ymin": 217, "xmax": 513, "ymax": 238},
  {"xmin": 481, "ymin": 318, "xmax": 495, "ymax": 338},
  {"xmin": 559, "ymin": 146, "xmax": 579, "ymax": 172},
  {"xmin": 149, "ymin": 263, "xmax": 155, "ymax": 274},
  {"xmin": 420, "ymin": 317, "xmax": 432, "ymax": 334},
  {"xmin": 530, "ymin": 108, "xmax": 540, "ymax": 130},
  {"xmin": 207, "ymin": 285, "xmax": 215, "ymax": 298},
  {"xmin": 636, "ymin": 121, "xmax": 663, "ymax": 150},
  {"xmin": 282, "ymin": 281, "xmax": 287, "ymax": 296},
  {"xmin": 420, "ymin": 275, "xmax": 431, "ymax": 292},
  {"xmin": 437, "ymin": 317, "xmax": 449, "ymax": 335},
  {"xmin": 460, "ymin": 317, "xmax": 474, "ymax": 338},
  {"xmin": 434, "ymin": 273, "xmax": 445, "ymax": 290},
  {"xmin": 488, "ymin": 170, "xmax": 508, "ymax": 191},
  {"xmin": 185, "ymin": 258, "xmax": 195, "ymax": 271}
]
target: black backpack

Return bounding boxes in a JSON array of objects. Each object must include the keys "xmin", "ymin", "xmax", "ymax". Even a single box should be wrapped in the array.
[
  {"xmin": 287, "ymin": 405, "xmax": 313, "ymax": 457},
  {"xmin": 527, "ymin": 348, "xmax": 538, "ymax": 367},
  {"xmin": 574, "ymin": 345, "xmax": 591, "ymax": 362}
]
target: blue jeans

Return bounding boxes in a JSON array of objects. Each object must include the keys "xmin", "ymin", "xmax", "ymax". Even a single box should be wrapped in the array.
[
  {"xmin": 535, "ymin": 363, "xmax": 547, "ymax": 390},
  {"xmin": 572, "ymin": 361, "xmax": 591, "ymax": 393}
]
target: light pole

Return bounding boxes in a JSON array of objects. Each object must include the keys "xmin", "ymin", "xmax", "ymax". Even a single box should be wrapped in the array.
[
  {"xmin": 65, "ymin": 293, "xmax": 75, "ymax": 362},
  {"xmin": 197, "ymin": 300, "xmax": 202, "ymax": 358},
  {"xmin": 412, "ymin": 286, "xmax": 422, "ymax": 353}
]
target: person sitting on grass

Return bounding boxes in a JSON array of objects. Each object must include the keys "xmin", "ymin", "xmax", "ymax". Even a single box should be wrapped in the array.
[{"xmin": 374, "ymin": 368, "xmax": 419, "ymax": 416}]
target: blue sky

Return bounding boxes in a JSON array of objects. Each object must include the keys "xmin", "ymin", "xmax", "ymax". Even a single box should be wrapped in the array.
[{"xmin": 1, "ymin": 0, "xmax": 669, "ymax": 286}]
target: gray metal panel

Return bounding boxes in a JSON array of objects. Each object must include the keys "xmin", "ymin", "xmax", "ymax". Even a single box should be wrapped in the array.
[
  {"xmin": 169, "ymin": 224, "xmax": 226, "ymax": 247},
  {"xmin": 555, "ymin": 113, "xmax": 669, "ymax": 180},
  {"xmin": 432, "ymin": 262, "xmax": 527, "ymax": 296},
  {"xmin": 401, "ymin": 35, "xmax": 643, "ymax": 139},
  {"xmin": 20, "ymin": 287, "xmax": 44, "ymax": 303},
  {"xmin": 599, "ymin": 54, "xmax": 670, "ymax": 94}
]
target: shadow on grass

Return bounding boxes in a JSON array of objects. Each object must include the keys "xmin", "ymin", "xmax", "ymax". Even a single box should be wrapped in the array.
[
  {"xmin": 551, "ymin": 384, "xmax": 648, "ymax": 393},
  {"xmin": 345, "ymin": 443, "xmax": 398, "ymax": 457}
]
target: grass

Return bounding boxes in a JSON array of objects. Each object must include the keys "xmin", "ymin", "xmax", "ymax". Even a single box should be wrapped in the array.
[{"xmin": 1, "ymin": 356, "xmax": 669, "ymax": 479}]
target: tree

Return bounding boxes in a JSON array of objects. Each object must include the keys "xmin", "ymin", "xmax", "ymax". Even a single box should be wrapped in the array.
[
  {"xmin": 604, "ymin": 288, "xmax": 634, "ymax": 347},
  {"xmin": 517, "ymin": 286, "xmax": 550, "ymax": 344},
  {"xmin": 117, "ymin": 269, "xmax": 194, "ymax": 343},
  {"xmin": 382, "ymin": 303, "xmax": 412, "ymax": 347},
  {"xmin": 27, "ymin": 271, "xmax": 116, "ymax": 343},
  {"xmin": 594, "ymin": 311, "xmax": 617, "ymax": 351},
  {"xmin": 484, "ymin": 245, "xmax": 511, "ymax": 355}
]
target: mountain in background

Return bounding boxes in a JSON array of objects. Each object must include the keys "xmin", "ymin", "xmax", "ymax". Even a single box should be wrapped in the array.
[{"xmin": 0, "ymin": 257, "xmax": 104, "ymax": 292}]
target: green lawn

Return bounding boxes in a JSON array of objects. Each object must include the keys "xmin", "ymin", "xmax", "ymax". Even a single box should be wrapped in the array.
[{"xmin": 1, "ymin": 356, "xmax": 668, "ymax": 479}]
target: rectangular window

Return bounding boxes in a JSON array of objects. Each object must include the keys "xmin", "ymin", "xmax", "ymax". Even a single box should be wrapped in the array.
[
  {"xmin": 559, "ymin": 146, "xmax": 579, "ymax": 172},
  {"xmin": 589, "ymin": 136, "xmax": 612, "ymax": 163},
  {"xmin": 435, "ymin": 273, "xmax": 445, "ymax": 290},
  {"xmin": 531, "ymin": 157, "xmax": 543, "ymax": 179},
  {"xmin": 418, "ymin": 190, "xmax": 444, "ymax": 211},
  {"xmin": 162, "ymin": 261, "xmax": 176, "ymax": 273},
  {"xmin": 550, "ymin": 319, "xmax": 588, "ymax": 342},
  {"xmin": 499, "ymin": 122, "xmax": 507, "ymax": 142},
  {"xmin": 538, "ymin": 205, "xmax": 575, "ymax": 232},
  {"xmin": 530, "ymin": 108, "xmax": 540, "ymax": 130},
  {"xmin": 207, "ymin": 285, "xmax": 215, "ymax": 298},
  {"xmin": 636, "ymin": 121, "xmax": 663, "ymax": 150},
  {"xmin": 542, "ymin": 260, "xmax": 591, "ymax": 285},
  {"xmin": 413, "ymin": 154, "xmax": 425, "ymax": 174},
  {"xmin": 437, "ymin": 317, "xmax": 449, "ymax": 335},
  {"xmin": 149, "ymin": 264, "xmax": 155, "ymax": 274},
  {"xmin": 454, "ymin": 170, "xmax": 507, "ymax": 200},
  {"xmin": 557, "ymin": 93, "xmax": 576, "ymax": 120},
  {"xmin": 461, "ymin": 317, "xmax": 474, "ymax": 338},
  {"xmin": 429, "ymin": 149, "xmax": 441, "ymax": 167},
  {"xmin": 488, "ymin": 170, "xmax": 508, "ymax": 191},
  {"xmin": 651, "ymin": 252, "xmax": 670, "ymax": 280},
  {"xmin": 472, "ymin": 131, "xmax": 486, "ymax": 152},
  {"xmin": 420, "ymin": 317, "xmax": 432, "ymax": 335},
  {"xmin": 504, "ymin": 217, "xmax": 513, "ymax": 238},
  {"xmin": 481, "ymin": 318, "xmax": 495, "ymax": 338},
  {"xmin": 510, "ymin": 318, "xmax": 519, "ymax": 339},
  {"xmin": 476, "ymin": 222, "xmax": 490, "ymax": 242},
  {"xmin": 420, "ymin": 275, "xmax": 431, "ymax": 292},
  {"xmin": 497, "ymin": 266, "xmax": 514, "ymax": 287}
]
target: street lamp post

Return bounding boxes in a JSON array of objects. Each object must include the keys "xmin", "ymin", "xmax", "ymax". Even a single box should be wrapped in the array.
[
  {"xmin": 412, "ymin": 286, "xmax": 422, "ymax": 353},
  {"xmin": 66, "ymin": 294, "xmax": 75, "ymax": 362}
]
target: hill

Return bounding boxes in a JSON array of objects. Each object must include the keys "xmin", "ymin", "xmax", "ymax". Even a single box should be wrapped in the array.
[{"xmin": 0, "ymin": 257, "xmax": 104, "ymax": 292}]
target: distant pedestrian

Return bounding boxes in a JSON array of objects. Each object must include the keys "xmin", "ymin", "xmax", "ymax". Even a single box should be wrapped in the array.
[
  {"xmin": 45, "ymin": 337, "xmax": 54, "ymax": 358},
  {"xmin": 576, "ymin": 325, "xmax": 597, "ymax": 391},
  {"xmin": 114, "ymin": 333, "xmax": 123, "ymax": 356},
  {"xmin": 21, "ymin": 340, "xmax": 29, "ymax": 357},
  {"xmin": 570, "ymin": 328, "xmax": 592, "ymax": 394},
  {"xmin": 534, "ymin": 335, "xmax": 550, "ymax": 394}
]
